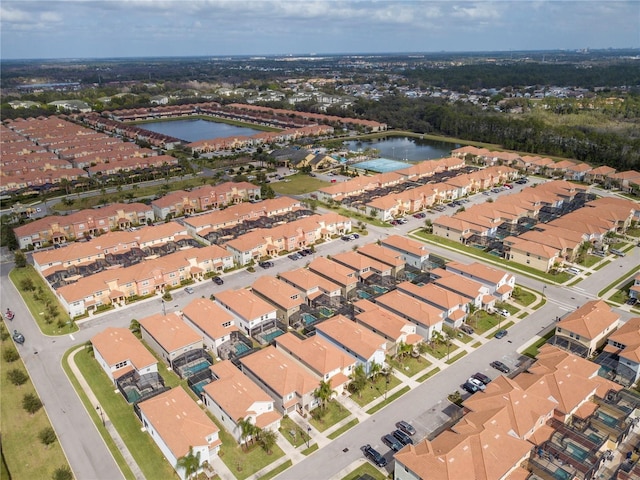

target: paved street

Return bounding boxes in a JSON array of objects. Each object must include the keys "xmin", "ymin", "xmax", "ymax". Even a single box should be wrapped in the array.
[{"xmin": 1, "ymin": 186, "xmax": 638, "ymax": 480}]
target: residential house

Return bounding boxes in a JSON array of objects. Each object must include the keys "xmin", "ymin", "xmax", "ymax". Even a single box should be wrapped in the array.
[
  {"xmin": 395, "ymin": 281, "xmax": 468, "ymax": 328},
  {"xmin": 239, "ymin": 346, "xmax": 319, "ymax": 414},
  {"xmin": 308, "ymin": 257, "xmax": 358, "ymax": 300},
  {"xmin": 214, "ymin": 288, "xmax": 277, "ymax": 337},
  {"xmin": 355, "ymin": 243, "xmax": 405, "ymax": 278},
  {"xmin": 314, "ymin": 315, "xmax": 386, "ymax": 375},
  {"xmin": 251, "ymin": 276, "xmax": 305, "ymax": 326},
  {"xmin": 503, "ymin": 236, "xmax": 562, "ymax": 272},
  {"xmin": 181, "ymin": 298, "xmax": 237, "ymax": 354},
  {"xmin": 444, "ymin": 261, "xmax": 515, "ymax": 301},
  {"xmin": 274, "ymin": 332, "xmax": 357, "ymax": 396},
  {"xmin": 330, "ymin": 250, "xmax": 392, "ymax": 282},
  {"xmin": 602, "ymin": 318, "xmax": 640, "ymax": 385},
  {"xmin": 91, "ymin": 327, "xmax": 158, "ymax": 384},
  {"xmin": 553, "ymin": 300, "xmax": 620, "ymax": 357},
  {"xmin": 137, "ymin": 387, "xmax": 221, "ymax": 480},
  {"xmin": 380, "ymin": 235, "xmax": 430, "ymax": 270},
  {"xmin": 353, "ymin": 299, "xmax": 422, "ymax": 355},
  {"xmin": 278, "ymin": 268, "xmax": 342, "ymax": 306},
  {"xmin": 202, "ymin": 360, "xmax": 281, "ymax": 444},
  {"xmin": 138, "ymin": 313, "xmax": 203, "ymax": 368},
  {"xmin": 431, "ymin": 269, "xmax": 494, "ymax": 312},
  {"xmin": 374, "ymin": 290, "xmax": 445, "ymax": 340}
]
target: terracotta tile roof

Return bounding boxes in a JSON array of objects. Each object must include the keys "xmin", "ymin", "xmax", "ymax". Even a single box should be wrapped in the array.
[
  {"xmin": 315, "ymin": 314, "xmax": 387, "ymax": 359},
  {"xmin": 251, "ymin": 276, "xmax": 305, "ymax": 311},
  {"xmin": 137, "ymin": 387, "xmax": 219, "ymax": 459},
  {"xmin": 354, "ymin": 299, "xmax": 416, "ymax": 341},
  {"xmin": 375, "ymin": 290, "xmax": 443, "ymax": 327},
  {"xmin": 308, "ymin": 257, "xmax": 357, "ymax": 287},
  {"xmin": 607, "ymin": 317, "xmax": 640, "ymax": 363},
  {"xmin": 278, "ymin": 268, "xmax": 341, "ymax": 295},
  {"xmin": 556, "ymin": 300, "xmax": 619, "ymax": 340},
  {"xmin": 215, "ymin": 288, "xmax": 276, "ymax": 321},
  {"xmin": 181, "ymin": 298, "xmax": 237, "ymax": 340},
  {"xmin": 91, "ymin": 327, "xmax": 157, "ymax": 372},
  {"xmin": 356, "ymin": 243, "xmax": 405, "ymax": 268},
  {"xmin": 139, "ymin": 312, "xmax": 202, "ymax": 353},
  {"xmin": 274, "ymin": 332, "xmax": 356, "ymax": 377},
  {"xmin": 397, "ymin": 281, "xmax": 466, "ymax": 310},
  {"xmin": 381, "ymin": 234, "xmax": 429, "ymax": 258}
]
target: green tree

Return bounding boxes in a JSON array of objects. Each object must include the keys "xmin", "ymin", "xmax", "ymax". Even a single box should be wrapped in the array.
[
  {"xmin": 20, "ymin": 277, "xmax": 35, "ymax": 291},
  {"xmin": 52, "ymin": 466, "xmax": 73, "ymax": 480},
  {"xmin": 313, "ymin": 379, "xmax": 334, "ymax": 412},
  {"xmin": 175, "ymin": 446, "xmax": 201, "ymax": 480},
  {"xmin": 237, "ymin": 417, "xmax": 256, "ymax": 449},
  {"xmin": 348, "ymin": 364, "xmax": 367, "ymax": 398},
  {"xmin": 23, "ymin": 393, "xmax": 44, "ymax": 414},
  {"xmin": 7, "ymin": 369, "xmax": 28, "ymax": 386},
  {"xmin": 129, "ymin": 319, "xmax": 141, "ymax": 339},
  {"xmin": 3, "ymin": 347, "xmax": 19, "ymax": 363},
  {"xmin": 39, "ymin": 426, "xmax": 57, "ymax": 446},
  {"xmin": 258, "ymin": 428, "xmax": 277, "ymax": 455},
  {"xmin": 14, "ymin": 250, "xmax": 27, "ymax": 268}
]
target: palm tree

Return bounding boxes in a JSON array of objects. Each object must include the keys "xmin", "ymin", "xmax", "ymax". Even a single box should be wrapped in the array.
[
  {"xmin": 395, "ymin": 341, "xmax": 412, "ymax": 364},
  {"xmin": 237, "ymin": 417, "xmax": 255, "ymax": 449},
  {"xmin": 349, "ymin": 364, "xmax": 367, "ymax": 398},
  {"xmin": 369, "ymin": 361, "xmax": 381, "ymax": 380},
  {"xmin": 258, "ymin": 428, "xmax": 277, "ymax": 455},
  {"xmin": 313, "ymin": 379, "xmax": 334, "ymax": 411},
  {"xmin": 129, "ymin": 319, "xmax": 141, "ymax": 339},
  {"xmin": 175, "ymin": 446, "xmax": 201, "ymax": 480}
]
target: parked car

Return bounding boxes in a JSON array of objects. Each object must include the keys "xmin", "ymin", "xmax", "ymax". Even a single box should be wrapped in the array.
[
  {"xmin": 212, "ymin": 276, "xmax": 224, "ymax": 285},
  {"xmin": 12, "ymin": 330, "xmax": 25, "ymax": 345},
  {"xmin": 390, "ymin": 220, "xmax": 400, "ymax": 225},
  {"xmin": 472, "ymin": 372, "xmax": 492, "ymax": 385},
  {"xmin": 363, "ymin": 444, "xmax": 387, "ymax": 467},
  {"xmin": 184, "ymin": 286, "xmax": 195, "ymax": 294},
  {"xmin": 463, "ymin": 380, "xmax": 480, "ymax": 394},
  {"xmin": 298, "ymin": 250, "xmax": 309, "ymax": 256},
  {"xmin": 497, "ymin": 308, "xmax": 510, "ymax": 317},
  {"xmin": 490, "ymin": 360, "xmax": 511, "ymax": 373},
  {"xmin": 460, "ymin": 324, "xmax": 474, "ymax": 335},
  {"xmin": 5, "ymin": 309, "xmax": 14, "ymax": 321},
  {"xmin": 392, "ymin": 429, "xmax": 414, "ymax": 446},
  {"xmin": 259, "ymin": 261, "xmax": 274, "ymax": 269},
  {"xmin": 610, "ymin": 249, "xmax": 626, "ymax": 257},
  {"xmin": 383, "ymin": 434, "xmax": 403, "ymax": 452},
  {"xmin": 352, "ymin": 233, "xmax": 360, "ymax": 239},
  {"xmin": 395, "ymin": 420, "xmax": 416, "ymax": 436},
  {"xmin": 341, "ymin": 235, "xmax": 352, "ymax": 241},
  {"xmin": 467, "ymin": 377, "xmax": 486, "ymax": 391},
  {"xmin": 626, "ymin": 298, "xmax": 638, "ymax": 305},
  {"xmin": 482, "ymin": 191, "xmax": 492, "ymax": 195},
  {"xmin": 302, "ymin": 248, "xmax": 313, "ymax": 255},
  {"xmin": 504, "ymin": 184, "xmax": 513, "ymax": 189},
  {"xmin": 494, "ymin": 329, "xmax": 508, "ymax": 339},
  {"xmin": 566, "ymin": 267, "xmax": 582, "ymax": 275},
  {"xmin": 413, "ymin": 212, "xmax": 426, "ymax": 219},
  {"xmin": 288, "ymin": 253, "xmax": 302, "ymax": 260}
]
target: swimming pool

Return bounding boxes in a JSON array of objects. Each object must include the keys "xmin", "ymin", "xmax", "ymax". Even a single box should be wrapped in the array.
[
  {"xmin": 183, "ymin": 360, "xmax": 211, "ymax": 377},
  {"xmin": 565, "ymin": 441, "xmax": 589, "ymax": 462},
  {"xmin": 553, "ymin": 468, "xmax": 571, "ymax": 480},
  {"xmin": 235, "ymin": 343, "xmax": 251, "ymax": 355},
  {"xmin": 191, "ymin": 379, "xmax": 211, "ymax": 396},
  {"xmin": 353, "ymin": 157, "xmax": 413, "ymax": 173},
  {"xmin": 318, "ymin": 306, "xmax": 334, "ymax": 318},
  {"xmin": 301, "ymin": 313, "xmax": 318, "ymax": 325},
  {"xmin": 596, "ymin": 410, "xmax": 619, "ymax": 427},
  {"xmin": 371, "ymin": 285, "xmax": 388, "ymax": 294},
  {"xmin": 261, "ymin": 329, "xmax": 285, "ymax": 343},
  {"xmin": 357, "ymin": 290, "xmax": 372, "ymax": 299}
]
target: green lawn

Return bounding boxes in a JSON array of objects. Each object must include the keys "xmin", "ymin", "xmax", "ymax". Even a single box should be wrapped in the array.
[
  {"xmin": 580, "ymin": 255, "xmax": 602, "ymax": 268},
  {"xmin": 315, "ymin": 201, "xmax": 391, "ymax": 228},
  {"xmin": 608, "ymin": 280, "xmax": 635, "ymax": 305},
  {"xmin": 366, "ymin": 386, "xmax": 411, "ymax": 415},
  {"xmin": 258, "ymin": 460, "xmax": 292, "ymax": 480},
  {"xmin": 308, "ymin": 400, "xmax": 351, "ymax": 432},
  {"xmin": 445, "ymin": 351, "xmax": 467, "ymax": 365},
  {"xmin": 512, "ymin": 289, "xmax": 536, "ymax": 307},
  {"xmin": 271, "ymin": 174, "xmax": 329, "ymax": 195},
  {"xmin": 416, "ymin": 367, "xmax": 441, "ymax": 382},
  {"xmin": 598, "ymin": 264, "xmax": 640, "ymax": 298},
  {"xmin": 1, "ymin": 323, "xmax": 71, "ymax": 480},
  {"xmin": 327, "ymin": 418, "xmax": 359, "ymax": 439},
  {"xmin": 387, "ymin": 354, "xmax": 431, "ymax": 377},
  {"xmin": 340, "ymin": 461, "xmax": 387, "ymax": 480},
  {"xmin": 278, "ymin": 416, "xmax": 310, "ymax": 448},
  {"xmin": 425, "ymin": 341, "xmax": 459, "ymax": 360},
  {"xmin": 522, "ymin": 330, "xmax": 555, "ymax": 358},
  {"xmin": 9, "ymin": 266, "xmax": 76, "ymax": 335},
  {"xmin": 350, "ymin": 375, "xmax": 402, "ymax": 407},
  {"xmin": 469, "ymin": 311, "xmax": 501, "ymax": 335}
]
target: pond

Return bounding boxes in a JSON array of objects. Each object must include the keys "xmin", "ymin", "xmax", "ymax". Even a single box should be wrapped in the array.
[
  {"xmin": 345, "ymin": 136, "xmax": 459, "ymax": 162},
  {"xmin": 140, "ymin": 118, "xmax": 264, "ymax": 142}
]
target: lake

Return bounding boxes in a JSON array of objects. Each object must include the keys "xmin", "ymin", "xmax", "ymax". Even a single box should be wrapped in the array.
[
  {"xmin": 140, "ymin": 118, "xmax": 264, "ymax": 142},
  {"xmin": 345, "ymin": 136, "xmax": 459, "ymax": 161}
]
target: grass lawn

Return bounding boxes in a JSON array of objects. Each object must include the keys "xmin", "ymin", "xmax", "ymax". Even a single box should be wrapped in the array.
[
  {"xmin": 598, "ymin": 264, "xmax": 640, "ymax": 298},
  {"xmin": 608, "ymin": 280, "xmax": 634, "ymax": 304},
  {"xmin": 340, "ymin": 461, "xmax": 387, "ymax": 480},
  {"xmin": 512, "ymin": 289, "xmax": 536, "ymax": 307},
  {"xmin": 308, "ymin": 400, "xmax": 351, "ymax": 432},
  {"xmin": 278, "ymin": 416, "xmax": 310, "ymax": 448},
  {"xmin": 271, "ymin": 174, "xmax": 329, "ymax": 195},
  {"xmin": 471, "ymin": 341, "xmax": 482, "ymax": 348},
  {"xmin": 9, "ymin": 266, "xmax": 76, "ymax": 336},
  {"xmin": 411, "ymin": 231, "xmax": 572, "ymax": 284},
  {"xmin": 388, "ymin": 355, "xmax": 431, "ymax": 377},
  {"xmin": 445, "ymin": 351, "xmax": 467, "ymax": 365},
  {"xmin": 454, "ymin": 331, "xmax": 473, "ymax": 344},
  {"xmin": 522, "ymin": 330, "xmax": 555, "ymax": 358},
  {"xmin": 425, "ymin": 342, "xmax": 459, "ymax": 360},
  {"xmin": 366, "ymin": 386, "xmax": 411, "ymax": 414},
  {"xmin": 417, "ymin": 367, "xmax": 441, "ymax": 383},
  {"xmin": 327, "ymin": 418, "xmax": 359, "ymax": 439},
  {"xmin": 315, "ymin": 201, "xmax": 391, "ymax": 228},
  {"xmin": 580, "ymin": 255, "xmax": 602, "ymax": 268},
  {"xmin": 258, "ymin": 460, "xmax": 292, "ymax": 480},
  {"xmin": 469, "ymin": 311, "xmax": 501, "ymax": 335},
  {"xmin": 350, "ymin": 375, "xmax": 402, "ymax": 407},
  {"xmin": 1, "ymin": 324, "xmax": 71, "ymax": 480}
]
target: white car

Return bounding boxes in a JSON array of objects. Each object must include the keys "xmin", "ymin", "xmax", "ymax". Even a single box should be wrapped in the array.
[
  {"xmin": 497, "ymin": 309, "xmax": 510, "ymax": 317},
  {"xmin": 467, "ymin": 377, "xmax": 486, "ymax": 391}
]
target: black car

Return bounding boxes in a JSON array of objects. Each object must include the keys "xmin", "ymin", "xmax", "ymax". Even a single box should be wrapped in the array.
[
  {"xmin": 341, "ymin": 235, "xmax": 352, "ymax": 241},
  {"xmin": 12, "ymin": 330, "xmax": 25, "ymax": 345},
  {"xmin": 212, "ymin": 276, "xmax": 224, "ymax": 285},
  {"xmin": 298, "ymin": 250, "xmax": 309, "ymax": 256},
  {"xmin": 472, "ymin": 372, "xmax": 492, "ymax": 385},
  {"xmin": 383, "ymin": 434, "xmax": 403, "ymax": 452},
  {"xmin": 363, "ymin": 444, "xmax": 387, "ymax": 467},
  {"xmin": 259, "ymin": 261, "xmax": 274, "ymax": 269},
  {"xmin": 393, "ymin": 429, "xmax": 414, "ymax": 446},
  {"xmin": 490, "ymin": 360, "xmax": 511, "ymax": 373},
  {"xmin": 302, "ymin": 248, "xmax": 313, "ymax": 255},
  {"xmin": 494, "ymin": 329, "xmax": 508, "ymax": 339},
  {"xmin": 395, "ymin": 420, "xmax": 416, "ymax": 436},
  {"xmin": 463, "ymin": 381, "xmax": 480, "ymax": 394}
]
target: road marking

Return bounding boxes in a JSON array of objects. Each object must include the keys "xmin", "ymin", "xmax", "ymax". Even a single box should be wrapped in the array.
[{"xmin": 69, "ymin": 334, "xmax": 75, "ymax": 341}]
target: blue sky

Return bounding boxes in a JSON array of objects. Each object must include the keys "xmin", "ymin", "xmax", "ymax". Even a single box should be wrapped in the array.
[{"xmin": 1, "ymin": 1, "xmax": 638, "ymax": 59}]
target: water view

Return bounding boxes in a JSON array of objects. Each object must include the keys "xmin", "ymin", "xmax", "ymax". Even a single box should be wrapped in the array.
[
  {"xmin": 140, "ymin": 118, "xmax": 264, "ymax": 142},
  {"xmin": 345, "ymin": 136, "xmax": 459, "ymax": 161}
]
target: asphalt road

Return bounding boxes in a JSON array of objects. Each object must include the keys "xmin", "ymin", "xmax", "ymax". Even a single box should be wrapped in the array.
[{"xmin": 1, "ymin": 187, "xmax": 638, "ymax": 480}]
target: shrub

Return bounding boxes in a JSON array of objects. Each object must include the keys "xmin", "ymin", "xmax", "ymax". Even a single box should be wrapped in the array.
[
  {"xmin": 7, "ymin": 368, "xmax": 28, "ymax": 386},
  {"xmin": 3, "ymin": 347, "xmax": 20, "ymax": 363},
  {"xmin": 19, "ymin": 277, "xmax": 35, "ymax": 291},
  {"xmin": 23, "ymin": 393, "xmax": 43, "ymax": 414},
  {"xmin": 39, "ymin": 427, "xmax": 57, "ymax": 446},
  {"xmin": 52, "ymin": 466, "xmax": 73, "ymax": 480}
]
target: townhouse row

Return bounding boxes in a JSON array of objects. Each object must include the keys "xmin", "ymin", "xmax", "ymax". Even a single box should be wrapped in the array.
[{"xmin": 452, "ymin": 145, "xmax": 640, "ymax": 192}]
